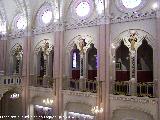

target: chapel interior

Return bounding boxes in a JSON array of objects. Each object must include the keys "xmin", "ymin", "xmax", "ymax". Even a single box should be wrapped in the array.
[{"xmin": 0, "ymin": 0, "xmax": 159, "ymax": 120}]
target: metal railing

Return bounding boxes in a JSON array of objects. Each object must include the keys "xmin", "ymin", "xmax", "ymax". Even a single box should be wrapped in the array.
[
  {"xmin": 63, "ymin": 77, "xmax": 97, "ymax": 93},
  {"xmin": 111, "ymin": 81, "xmax": 156, "ymax": 98},
  {"xmin": 29, "ymin": 75, "xmax": 54, "ymax": 88}
]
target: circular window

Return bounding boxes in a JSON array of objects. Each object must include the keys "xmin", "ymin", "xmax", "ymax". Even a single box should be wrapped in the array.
[
  {"xmin": 115, "ymin": 0, "xmax": 146, "ymax": 12},
  {"xmin": 122, "ymin": 0, "xmax": 142, "ymax": 8},
  {"xmin": 41, "ymin": 10, "xmax": 53, "ymax": 24},
  {"xmin": 16, "ymin": 16, "xmax": 27, "ymax": 30},
  {"xmin": 76, "ymin": 1, "xmax": 90, "ymax": 17},
  {"xmin": 71, "ymin": 0, "xmax": 94, "ymax": 20}
]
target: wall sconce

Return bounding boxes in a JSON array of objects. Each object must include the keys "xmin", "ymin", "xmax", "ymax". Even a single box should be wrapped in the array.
[
  {"xmin": 10, "ymin": 93, "xmax": 20, "ymax": 99},
  {"xmin": 42, "ymin": 98, "xmax": 53, "ymax": 105}
]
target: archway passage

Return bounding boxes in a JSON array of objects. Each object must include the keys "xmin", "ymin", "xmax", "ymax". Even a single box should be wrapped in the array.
[
  {"xmin": 71, "ymin": 45, "xmax": 80, "ymax": 79},
  {"xmin": 115, "ymin": 41, "xmax": 130, "ymax": 82},
  {"xmin": 137, "ymin": 39, "xmax": 153, "ymax": 97},
  {"xmin": 0, "ymin": 90, "xmax": 22, "ymax": 120},
  {"xmin": 87, "ymin": 43, "xmax": 97, "ymax": 80},
  {"xmin": 112, "ymin": 108, "xmax": 154, "ymax": 120},
  {"xmin": 137, "ymin": 39, "xmax": 153, "ymax": 82}
]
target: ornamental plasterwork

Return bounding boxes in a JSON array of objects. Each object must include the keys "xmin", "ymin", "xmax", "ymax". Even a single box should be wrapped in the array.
[
  {"xmin": 65, "ymin": 35, "xmax": 94, "ymax": 53},
  {"xmin": 112, "ymin": 29, "xmax": 155, "ymax": 50},
  {"xmin": 115, "ymin": 0, "xmax": 146, "ymax": 13},
  {"xmin": 36, "ymin": 2, "xmax": 54, "ymax": 28},
  {"xmin": 34, "ymin": 39, "xmax": 53, "ymax": 55},
  {"xmin": 62, "ymin": 90, "xmax": 97, "ymax": 98},
  {"xmin": 33, "ymin": 22, "xmax": 64, "ymax": 35},
  {"xmin": 111, "ymin": 10, "xmax": 156, "ymax": 24},
  {"xmin": 65, "ymin": 15, "xmax": 110, "ymax": 30},
  {"xmin": 70, "ymin": 0, "xmax": 94, "ymax": 21},
  {"xmin": 110, "ymin": 95, "xmax": 158, "ymax": 104},
  {"xmin": 11, "ymin": 44, "xmax": 23, "ymax": 56},
  {"xmin": 8, "ymin": 30, "xmax": 26, "ymax": 39}
]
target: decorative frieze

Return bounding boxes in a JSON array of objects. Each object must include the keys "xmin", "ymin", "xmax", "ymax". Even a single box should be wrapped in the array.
[
  {"xmin": 7, "ymin": 10, "xmax": 156, "ymax": 38},
  {"xmin": 61, "ymin": 90, "xmax": 97, "ymax": 98},
  {"xmin": 111, "ymin": 10, "xmax": 156, "ymax": 24},
  {"xmin": 110, "ymin": 94, "xmax": 158, "ymax": 104}
]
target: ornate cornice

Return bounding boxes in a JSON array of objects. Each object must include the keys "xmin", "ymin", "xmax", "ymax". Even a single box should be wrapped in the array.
[
  {"xmin": 61, "ymin": 90, "xmax": 97, "ymax": 98},
  {"xmin": 65, "ymin": 15, "xmax": 110, "ymax": 30},
  {"xmin": 110, "ymin": 94, "xmax": 158, "ymax": 105},
  {"xmin": 111, "ymin": 10, "xmax": 156, "ymax": 24},
  {"xmin": 8, "ymin": 30, "xmax": 26, "ymax": 39},
  {"xmin": 33, "ymin": 22, "xmax": 64, "ymax": 35}
]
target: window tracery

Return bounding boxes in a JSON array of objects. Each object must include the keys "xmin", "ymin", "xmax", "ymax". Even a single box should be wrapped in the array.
[
  {"xmin": 71, "ymin": 0, "xmax": 94, "ymax": 20},
  {"xmin": 0, "ymin": 21, "xmax": 6, "ymax": 34},
  {"xmin": 115, "ymin": 0, "xmax": 146, "ymax": 13},
  {"xmin": 13, "ymin": 13, "xmax": 27, "ymax": 31},
  {"xmin": 95, "ymin": 0, "xmax": 104, "ymax": 14},
  {"xmin": 36, "ymin": 3, "xmax": 55, "ymax": 27}
]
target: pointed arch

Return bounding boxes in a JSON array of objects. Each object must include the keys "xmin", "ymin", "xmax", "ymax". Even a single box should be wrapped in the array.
[{"xmin": 115, "ymin": 41, "xmax": 130, "ymax": 81}]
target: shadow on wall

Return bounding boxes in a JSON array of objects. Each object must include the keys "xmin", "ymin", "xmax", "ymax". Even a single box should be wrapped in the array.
[
  {"xmin": 0, "ymin": 90, "xmax": 22, "ymax": 120},
  {"xmin": 112, "ymin": 108, "xmax": 154, "ymax": 120}
]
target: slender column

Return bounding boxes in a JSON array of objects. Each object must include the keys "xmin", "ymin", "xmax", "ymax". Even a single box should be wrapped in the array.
[
  {"xmin": 97, "ymin": 23, "xmax": 110, "ymax": 120},
  {"xmin": 0, "ymin": 37, "xmax": 7, "ymax": 75},
  {"xmin": 105, "ymin": 24, "xmax": 110, "ymax": 120},
  {"xmin": 54, "ymin": 30, "xmax": 64, "ymax": 119},
  {"xmin": 22, "ymin": 34, "xmax": 32, "ymax": 119},
  {"xmin": 156, "ymin": 3, "xmax": 160, "ymax": 119}
]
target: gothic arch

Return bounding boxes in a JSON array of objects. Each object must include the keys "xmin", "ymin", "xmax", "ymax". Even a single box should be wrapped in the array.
[{"xmin": 10, "ymin": 43, "xmax": 23, "ymax": 75}]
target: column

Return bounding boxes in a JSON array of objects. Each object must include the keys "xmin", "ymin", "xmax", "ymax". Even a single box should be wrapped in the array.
[
  {"xmin": 22, "ymin": 32, "xmax": 32, "ymax": 119},
  {"xmin": 156, "ymin": 1, "xmax": 160, "ymax": 119},
  {"xmin": 54, "ymin": 30, "xmax": 64, "ymax": 119},
  {"xmin": 0, "ymin": 37, "xmax": 7, "ymax": 75},
  {"xmin": 97, "ymin": 23, "xmax": 110, "ymax": 120}
]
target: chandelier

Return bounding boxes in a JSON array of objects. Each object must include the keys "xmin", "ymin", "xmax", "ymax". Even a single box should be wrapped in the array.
[
  {"xmin": 10, "ymin": 93, "xmax": 20, "ymax": 99},
  {"xmin": 42, "ymin": 98, "xmax": 53, "ymax": 105},
  {"xmin": 91, "ymin": 106, "xmax": 103, "ymax": 114}
]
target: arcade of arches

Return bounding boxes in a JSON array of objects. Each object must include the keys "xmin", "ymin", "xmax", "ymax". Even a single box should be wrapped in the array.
[{"xmin": 0, "ymin": 0, "xmax": 159, "ymax": 120}]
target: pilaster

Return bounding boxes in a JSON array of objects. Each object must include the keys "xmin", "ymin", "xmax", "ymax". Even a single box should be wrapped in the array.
[
  {"xmin": 54, "ymin": 30, "xmax": 64, "ymax": 119},
  {"xmin": 22, "ymin": 32, "xmax": 32, "ymax": 119},
  {"xmin": 156, "ymin": 1, "xmax": 160, "ymax": 119}
]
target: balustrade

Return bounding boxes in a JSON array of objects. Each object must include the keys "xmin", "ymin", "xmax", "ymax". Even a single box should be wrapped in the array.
[
  {"xmin": 62, "ymin": 77, "xmax": 97, "ymax": 93},
  {"xmin": 111, "ymin": 81, "xmax": 156, "ymax": 98},
  {"xmin": 29, "ymin": 75, "xmax": 54, "ymax": 88},
  {"xmin": 1, "ymin": 75, "xmax": 21, "ymax": 85}
]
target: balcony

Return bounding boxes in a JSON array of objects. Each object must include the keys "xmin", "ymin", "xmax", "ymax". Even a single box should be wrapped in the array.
[
  {"xmin": 62, "ymin": 77, "xmax": 97, "ymax": 93},
  {"xmin": 111, "ymin": 81, "xmax": 157, "ymax": 98},
  {"xmin": 1, "ymin": 75, "xmax": 22, "ymax": 85},
  {"xmin": 29, "ymin": 75, "xmax": 54, "ymax": 88}
]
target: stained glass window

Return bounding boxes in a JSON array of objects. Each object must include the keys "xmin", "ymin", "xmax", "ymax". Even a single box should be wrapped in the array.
[
  {"xmin": 76, "ymin": 1, "xmax": 90, "ymax": 17},
  {"xmin": 17, "ymin": 16, "xmax": 27, "ymax": 30},
  {"xmin": 73, "ymin": 52, "xmax": 77, "ymax": 68},
  {"xmin": 122, "ymin": 0, "xmax": 142, "ymax": 8},
  {"xmin": 41, "ymin": 10, "xmax": 53, "ymax": 24}
]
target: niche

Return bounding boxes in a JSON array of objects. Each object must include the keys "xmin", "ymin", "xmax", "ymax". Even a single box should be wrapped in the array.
[
  {"xmin": 115, "ymin": 41, "xmax": 130, "ymax": 81},
  {"xmin": 137, "ymin": 39, "xmax": 153, "ymax": 82},
  {"xmin": 71, "ymin": 44, "xmax": 80, "ymax": 79}
]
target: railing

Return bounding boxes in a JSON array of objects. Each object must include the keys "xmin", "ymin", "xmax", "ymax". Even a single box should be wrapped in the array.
[
  {"xmin": 29, "ymin": 75, "xmax": 54, "ymax": 88},
  {"xmin": 0, "ymin": 75, "xmax": 22, "ymax": 85},
  {"xmin": 111, "ymin": 81, "xmax": 156, "ymax": 98},
  {"xmin": 63, "ymin": 77, "xmax": 97, "ymax": 93}
]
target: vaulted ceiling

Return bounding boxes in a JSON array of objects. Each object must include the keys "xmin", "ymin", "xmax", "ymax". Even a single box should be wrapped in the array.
[{"xmin": 0, "ymin": 0, "xmax": 76, "ymax": 30}]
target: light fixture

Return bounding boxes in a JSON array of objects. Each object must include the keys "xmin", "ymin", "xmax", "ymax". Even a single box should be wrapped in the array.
[
  {"xmin": 10, "ymin": 93, "xmax": 20, "ymax": 99},
  {"xmin": 91, "ymin": 106, "xmax": 103, "ymax": 114},
  {"xmin": 152, "ymin": 2, "xmax": 158, "ymax": 10},
  {"xmin": 42, "ymin": 98, "xmax": 53, "ymax": 105}
]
